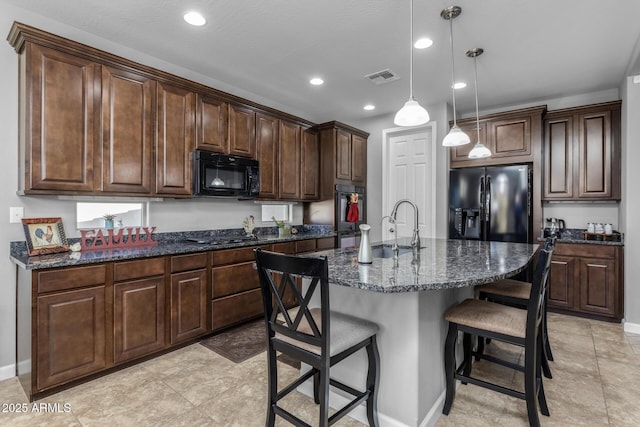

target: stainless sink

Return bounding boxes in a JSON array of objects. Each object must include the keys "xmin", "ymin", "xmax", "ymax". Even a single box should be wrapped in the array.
[{"xmin": 370, "ymin": 244, "xmax": 413, "ymax": 258}]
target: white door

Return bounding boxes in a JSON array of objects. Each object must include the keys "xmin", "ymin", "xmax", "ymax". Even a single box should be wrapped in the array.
[{"xmin": 382, "ymin": 124, "xmax": 437, "ymax": 241}]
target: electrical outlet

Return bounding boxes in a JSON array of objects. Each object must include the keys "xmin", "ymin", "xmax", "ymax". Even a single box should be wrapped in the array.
[{"xmin": 10, "ymin": 207, "xmax": 24, "ymax": 223}]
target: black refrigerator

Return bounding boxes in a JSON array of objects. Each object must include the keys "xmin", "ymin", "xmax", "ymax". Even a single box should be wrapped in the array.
[{"xmin": 449, "ymin": 164, "xmax": 532, "ymax": 243}]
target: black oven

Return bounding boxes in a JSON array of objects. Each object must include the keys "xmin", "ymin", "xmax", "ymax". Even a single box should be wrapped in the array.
[
  {"xmin": 192, "ymin": 151, "xmax": 260, "ymax": 198},
  {"xmin": 335, "ymin": 184, "xmax": 366, "ymax": 247}
]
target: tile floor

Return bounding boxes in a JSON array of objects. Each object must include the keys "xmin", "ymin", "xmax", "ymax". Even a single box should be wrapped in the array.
[{"xmin": 0, "ymin": 312, "xmax": 638, "ymax": 426}]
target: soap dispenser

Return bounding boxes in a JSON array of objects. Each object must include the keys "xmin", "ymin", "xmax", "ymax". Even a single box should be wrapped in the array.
[{"xmin": 357, "ymin": 224, "xmax": 372, "ymax": 264}]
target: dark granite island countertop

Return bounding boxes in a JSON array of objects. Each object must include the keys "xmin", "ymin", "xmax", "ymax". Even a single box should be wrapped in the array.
[{"xmin": 315, "ymin": 237, "xmax": 539, "ymax": 293}]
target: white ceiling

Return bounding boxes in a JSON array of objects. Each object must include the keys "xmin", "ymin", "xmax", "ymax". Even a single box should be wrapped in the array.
[{"xmin": 5, "ymin": 0, "xmax": 640, "ymax": 125}]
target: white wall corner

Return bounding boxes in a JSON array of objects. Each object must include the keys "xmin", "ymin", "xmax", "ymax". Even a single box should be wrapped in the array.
[{"xmin": 0, "ymin": 363, "xmax": 15, "ymax": 382}]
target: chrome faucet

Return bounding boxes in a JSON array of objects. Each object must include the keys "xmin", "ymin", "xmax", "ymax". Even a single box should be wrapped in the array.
[{"xmin": 390, "ymin": 199, "xmax": 420, "ymax": 250}]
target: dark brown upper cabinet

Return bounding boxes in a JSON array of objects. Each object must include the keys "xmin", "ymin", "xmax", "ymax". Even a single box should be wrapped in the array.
[
  {"xmin": 256, "ymin": 112, "xmax": 279, "ymax": 199},
  {"xmin": 301, "ymin": 129, "xmax": 320, "ymax": 200},
  {"xmin": 543, "ymin": 101, "xmax": 621, "ymax": 201},
  {"xmin": 278, "ymin": 120, "xmax": 302, "ymax": 200},
  {"xmin": 450, "ymin": 106, "xmax": 545, "ymax": 168},
  {"xmin": 101, "ymin": 66, "xmax": 155, "ymax": 194},
  {"xmin": 316, "ymin": 121, "xmax": 369, "ymax": 199},
  {"xmin": 18, "ymin": 43, "xmax": 99, "ymax": 194},
  {"xmin": 155, "ymin": 82, "xmax": 195, "ymax": 197},
  {"xmin": 228, "ymin": 103, "xmax": 256, "ymax": 159},
  {"xmin": 196, "ymin": 94, "xmax": 228, "ymax": 153}
]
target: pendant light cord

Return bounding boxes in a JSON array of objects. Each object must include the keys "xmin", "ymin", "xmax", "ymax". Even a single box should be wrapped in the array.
[
  {"xmin": 409, "ymin": 0, "xmax": 414, "ymax": 99},
  {"xmin": 449, "ymin": 16, "xmax": 457, "ymax": 126},
  {"xmin": 473, "ymin": 55, "xmax": 480, "ymax": 143}
]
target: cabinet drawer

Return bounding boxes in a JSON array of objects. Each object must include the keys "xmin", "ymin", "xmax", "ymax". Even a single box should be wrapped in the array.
[
  {"xmin": 212, "ymin": 261, "xmax": 259, "ymax": 298},
  {"xmin": 272, "ymin": 242, "xmax": 295, "ymax": 254},
  {"xmin": 295, "ymin": 239, "xmax": 316, "ymax": 254},
  {"xmin": 114, "ymin": 257, "xmax": 166, "ymax": 282},
  {"xmin": 212, "ymin": 288, "xmax": 263, "ymax": 331},
  {"xmin": 212, "ymin": 246, "xmax": 260, "ymax": 266},
  {"xmin": 316, "ymin": 237, "xmax": 336, "ymax": 250},
  {"xmin": 171, "ymin": 252, "xmax": 208, "ymax": 273},
  {"xmin": 37, "ymin": 265, "xmax": 107, "ymax": 293},
  {"xmin": 554, "ymin": 243, "xmax": 615, "ymax": 259}
]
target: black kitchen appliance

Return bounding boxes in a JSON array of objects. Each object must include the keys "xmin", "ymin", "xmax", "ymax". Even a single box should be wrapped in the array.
[
  {"xmin": 543, "ymin": 217, "xmax": 565, "ymax": 237},
  {"xmin": 191, "ymin": 151, "xmax": 260, "ymax": 198},
  {"xmin": 449, "ymin": 164, "xmax": 533, "ymax": 243},
  {"xmin": 335, "ymin": 184, "xmax": 366, "ymax": 248}
]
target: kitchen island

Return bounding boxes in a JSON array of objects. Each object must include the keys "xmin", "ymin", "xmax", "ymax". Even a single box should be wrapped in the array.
[{"xmin": 302, "ymin": 237, "xmax": 538, "ymax": 427}]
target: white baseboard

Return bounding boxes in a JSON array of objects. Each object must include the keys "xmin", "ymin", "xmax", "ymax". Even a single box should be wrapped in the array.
[
  {"xmin": 624, "ymin": 321, "xmax": 640, "ymax": 334},
  {"xmin": 0, "ymin": 363, "xmax": 15, "ymax": 381}
]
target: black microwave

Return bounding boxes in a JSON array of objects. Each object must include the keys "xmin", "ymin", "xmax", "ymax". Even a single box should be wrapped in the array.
[{"xmin": 191, "ymin": 151, "xmax": 260, "ymax": 198}]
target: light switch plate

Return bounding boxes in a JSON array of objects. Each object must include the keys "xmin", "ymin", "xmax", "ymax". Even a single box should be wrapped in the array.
[{"xmin": 10, "ymin": 207, "xmax": 24, "ymax": 223}]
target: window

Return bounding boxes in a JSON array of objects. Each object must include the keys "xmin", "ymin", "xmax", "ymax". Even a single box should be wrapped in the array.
[
  {"xmin": 76, "ymin": 202, "xmax": 146, "ymax": 229},
  {"xmin": 261, "ymin": 203, "xmax": 292, "ymax": 223}
]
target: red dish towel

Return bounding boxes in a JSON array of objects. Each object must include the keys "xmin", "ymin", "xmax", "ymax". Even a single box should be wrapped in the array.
[{"xmin": 347, "ymin": 193, "xmax": 359, "ymax": 222}]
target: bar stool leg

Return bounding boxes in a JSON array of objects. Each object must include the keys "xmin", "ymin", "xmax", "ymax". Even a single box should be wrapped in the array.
[
  {"xmin": 366, "ymin": 336, "xmax": 380, "ymax": 427},
  {"xmin": 442, "ymin": 323, "xmax": 458, "ymax": 415}
]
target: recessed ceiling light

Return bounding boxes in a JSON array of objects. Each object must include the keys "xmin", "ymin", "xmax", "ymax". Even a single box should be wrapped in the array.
[
  {"xmin": 364, "ymin": 105, "xmax": 375, "ymax": 111},
  {"xmin": 453, "ymin": 82, "xmax": 467, "ymax": 89},
  {"xmin": 414, "ymin": 38, "xmax": 433, "ymax": 49},
  {"xmin": 310, "ymin": 77, "xmax": 324, "ymax": 86},
  {"xmin": 184, "ymin": 11, "xmax": 206, "ymax": 26}
]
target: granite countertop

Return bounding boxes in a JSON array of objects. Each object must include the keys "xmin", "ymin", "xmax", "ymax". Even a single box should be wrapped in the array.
[
  {"xmin": 313, "ymin": 237, "xmax": 538, "ymax": 293},
  {"xmin": 538, "ymin": 228, "xmax": 624, "ymax": 246},
  {"xmin": 10, "ymin": 225, "xmax": 335, "ymax": 270}
]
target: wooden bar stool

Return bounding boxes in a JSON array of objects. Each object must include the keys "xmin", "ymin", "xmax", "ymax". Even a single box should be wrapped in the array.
[
  {"xmin": 254, "ymin": 248, "xmax": 380, "ymax": 427},
  {"xmin": 442, "ymin": 239, "xmax": 555, "ymax": 427},
  {"xmin": 475, "ymin": 237, "xmax": 555, "ymax": 379}
]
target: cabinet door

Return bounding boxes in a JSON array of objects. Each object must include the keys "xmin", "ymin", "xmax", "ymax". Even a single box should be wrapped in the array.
[
  {"xmin": 228, "ymin": 103, "xmax": 256, "ymax": 158},
  {"xmin": 27, "ymin": 44, "xmax": 98, "ymax": 192},
  {"xmin": 350, "ymin": 133, "xmax": 367, "ymax": 184},
  {"xmin": 335, "ymin": 129, "xmax": 352, "ymax": 180},
  {"xmin": 543, "ymin": 116, "xmax": 574, "ymax": 199},
  {"xmin": 156, "ymin": 82, "xmax": 195, "ymax": 196},
  {"xmin": 300, "ymin": 129, "xmax": 319, "ymax": 200},
  {"xmin": 547, "ymin": 255, "xmax": 576, "ymax": 310},
  {"xmin": 212, "ymin": 262, "xmax": 260, "ymax": 298},
  {"xmin": 278, "ymin": 120, "xmax": 302, "ymax": 199},
  {"xmin": 170, "ymin": 269, "xmax": 208, "ymax": 344},
  {"xmin": 37, "ymin": 286, "xmax": 106, "ymax": 389},
  {"xmin": 578, "ymin": 257, "xmax": 617, "ymax": 316},
  {"xmin": 102, "ymin": 66, "xmax": 155, "ymax": 194},
  {"xmin": 256, "ymin": 112, "xmax": 279, "ymax": 198},
  {"xmin": 196, "ymin": 94, "xmax": 228, "ymax": 153},
  {"xmin": 490, "ymin": 116, "xmax": 532, "ymax": 159},
  {"xmin": 212, "ymin": 288, "xmax": 263, "ymax": 331},
  {"xmin": 577, "ymin": 110, "xmax": 613, "ymax": 199},
  {"xmin": 114, "ymin": 277, "xmax": 165, "ymax": 363}
]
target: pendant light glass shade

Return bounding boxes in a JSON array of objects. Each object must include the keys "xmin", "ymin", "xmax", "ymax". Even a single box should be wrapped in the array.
[
  {"xmin": 441, "ymin": 6, "xmax": 470, "ymax": 147},
  {"xmin": 466, "ymin": 47, "xmax": 491, "ymax": 159},
  {"xmin": 394, "ymin": 97, "xmax": 430, "ymax": 126},
  {"xmin": 394, "ymin": 0, "xmax": 429, "ymax": 127},
  {"xmin": 442, "ymin": 124, "xmax": 471, "ymax": 147}
]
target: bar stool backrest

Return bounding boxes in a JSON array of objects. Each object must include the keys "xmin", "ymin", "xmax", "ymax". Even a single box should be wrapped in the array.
[
  {"xmin": 254, "ymin": 248, "xmax": 330, "ymax": 357},
  {"xmin": 526, "ymin": 237, "xmax": 556, "ymax": 342}
]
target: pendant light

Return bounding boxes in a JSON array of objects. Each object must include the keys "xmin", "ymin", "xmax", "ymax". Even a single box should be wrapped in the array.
[
  {"xmin": 394, "ymin": 0, "xmax": 430, "ymax": 127},
  {"xmin": 466, "ymin": 48, "xmax": 491, "ymax": 159},
  {"xmin": 441, "ymin": 6, "xmax": 470, "ymax": 147}
]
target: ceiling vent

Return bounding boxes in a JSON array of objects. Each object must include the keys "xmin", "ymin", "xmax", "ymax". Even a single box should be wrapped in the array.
[{"xmin": 365, "ymin": 69, "xmax": 400, "ymax": 85}]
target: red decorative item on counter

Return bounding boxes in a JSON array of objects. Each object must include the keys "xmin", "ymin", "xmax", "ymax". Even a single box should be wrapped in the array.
[{"xmin": 346, "ymin": 193, "xmax": 359, "ymax": 222}]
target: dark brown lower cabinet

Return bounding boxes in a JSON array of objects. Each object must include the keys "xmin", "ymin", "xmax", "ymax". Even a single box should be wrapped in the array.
[
  {"xmin": 113, "ymin": 277, "xmax": 165, "ymax": 363},
  {"xmin": 170, "ymin": 269, "xmax": 208, "ymax": 343},
  {"xmin": 36, "ymin": 286, "xmax": 106, "ymax": 390},
  {"xmin": 547, "ymin": 242, "xmax": 623, "ymax": 321}
]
